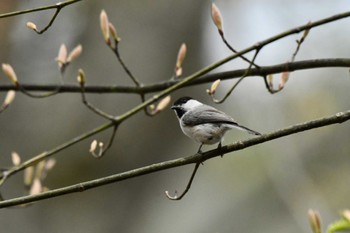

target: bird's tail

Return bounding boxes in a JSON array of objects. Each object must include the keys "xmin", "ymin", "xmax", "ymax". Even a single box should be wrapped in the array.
[{"xmin": 231, "ymin": 124, "xmax": 261, "ymax": 136}]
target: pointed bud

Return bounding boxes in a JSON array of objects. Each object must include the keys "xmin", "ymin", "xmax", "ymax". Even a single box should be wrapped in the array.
[
  {"xmin": 175, "ymin": 43, "xmax": 187, "ymax": 77},
  {"xmin": 11, "ymin": 151, "xmax": 21, "ymax": 166},
  {"xmin": 29, "ymin": 178, "xmax": 42, "ymax": 195},
  {"xmin": 176, "ymin": 43, "xmax": 187, "ymax": 70},
  {"xmin": 267, "ymin": 74, "xmax": 274, "ymax": 90},
  {"xmin": 302, "ymin": 21, "xmax": 312, "ymax": 41},
  {"xmin": 211, "ymin": 3, "xmax": 224, "ymax": 34},
  {"xmin": 67, "ymin": 44, "xmax": 82, "ymax": 63},
  {"xmin": 149, "ymin": 104, "xmax": 155, "ymax": 111},
  {"xmin": 2, "ymin": 63, "xmax": 18, "ymax": 85},
  {"xmin": 278, "ymin": 72, "xmax": 290, "ymax": 90},
  {"xmin": 308, "ymin": 209, "xmax": 322, "ymax": 233},
  {"xmin": 90, "ymin": 140, "xmax": 98, "ymax": 153},
  {"xmin": 100, "ymin": 10, "xmax": 110, "ymax": 44},
  {"xmin": 342, "ymin": 210, "xmax": 350, "ymax": 222},
  {"xmin": 26, "ymin": 22, "xmax": 37, "ymax": 32},
  {"xmin": 44, "ymin": 159, "xmax": 56, "ymax": 171},
  {"xmin": 56, "ymin": 44, "xmax": 67, "ymax": 68},
  {"xmin": 77, "ymin": 69, "xmax": 85, "ymax": 86},
  {"xmin": 3, "ymin": 90, "xmax": 16, "ymax": 107},
  {"xmin": 175, "ymin": 67, "xmax": 183, "ymax": 77},
  {"xmin": 207, "ymin": 79, "xmax": 221, "ymax": 95},
  {"xmin": 24, "ymin": 166, "xmax": 34, "ymax": 187},
  {"xmin": 35, "ymin": 160, "xmax": 46, "ymax": 180},
  {"xmin": 174, "ymin": 43, "xmax": 187, "ymax": 77},
  {"xmin": 109, "ymin": 23, "xmax": 121, "ymax": 42},
  {"xmin": 154, "ymin": 96, "xmax": 171, "ymax": 113}
]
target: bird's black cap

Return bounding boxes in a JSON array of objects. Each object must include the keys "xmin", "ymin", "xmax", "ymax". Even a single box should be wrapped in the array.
[{"xmin": 172, "ymin": 96, "xmax": 193, "ymax": 108}]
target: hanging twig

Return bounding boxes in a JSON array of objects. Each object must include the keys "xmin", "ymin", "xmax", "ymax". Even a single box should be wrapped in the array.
[
  {"xmin": 89, "ymin": 125, "xmax": 118, "ymax": 159},
  {"xmin": 0, "ymin": 0, "xmax": 83, "ymax": 34},
  {"xmin": 165, "ymin": 162, "xmax": 201, "ymax": 200}
]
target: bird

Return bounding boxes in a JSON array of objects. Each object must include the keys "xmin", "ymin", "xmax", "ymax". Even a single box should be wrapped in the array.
[{"xmin": 171, "ymin": 96, "xmax": 261, "ymax": 153}]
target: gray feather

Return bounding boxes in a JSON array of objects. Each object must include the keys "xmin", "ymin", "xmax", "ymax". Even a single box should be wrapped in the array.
[
  {"xmin": 182, "ymin": 105, "xmax": 236, "ymax": 126},
  {"xmin": 182, "ymin": 105, "xmax": 261, "ymax": 136}
]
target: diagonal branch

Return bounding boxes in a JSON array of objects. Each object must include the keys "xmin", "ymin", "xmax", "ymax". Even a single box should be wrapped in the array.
[{"xmin": 0, "ymin": 109, "xmax": 349, "ymax": 208}]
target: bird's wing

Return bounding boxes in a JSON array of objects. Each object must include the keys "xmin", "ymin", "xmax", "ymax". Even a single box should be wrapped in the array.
[{"xmin": 182, "ymin": 106, "xmax": 236, "ymax": 126}]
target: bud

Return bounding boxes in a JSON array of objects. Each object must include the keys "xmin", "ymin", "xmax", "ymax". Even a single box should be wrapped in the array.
[
  {"xmin": 29, "ymin": 178, "xmax": 42, "ymax": 195},
  {"xmin": 77, "ymin": 69, "xmax": 85, "ymax": 86},
  {"xmin": 154, "ymin": 96, "xmax": 171, "ymax": 113},
  {"xmin": 35, "ymin": 160, "xmax": 46, "ymax": 180},
  {"xmin": 24, "ymin": 166, "xmax": 34, "ymax": 187},
  {"xmin": 175, "ymin": 43, "xmax": 187, "ymax": 77},
  {"xmin": 207, "ymin": 79, "xmax": 221, "ymax": 95},
  {"xmin": 308, "ymin": 209, "xmax": 321, "ymax": 233},
  {"xmin": 45, "ymin": 159, "xmax": 56, "ymax": 171},
  {"xmin": 175, "ymin": 67, "xmax": 183, "ymax": 77},
  {"xmin": 67, "ymin": 44, "xmax": 83, "ymax": 63},
  {"xmin": 90, "ymin": 140, "xmax": 98, "ymax": 153},
  {"xmin": 342, "ymin": 210, "xmax": 350, "ymax": 222},
  {"xmin": 267, "ymin": 74, "xmax": 274, "ymax": 90},
  {"xmin": 100, "ymin": 10, "xmax": 110, "ymax": 44},
  {"xmin": 109, "ymin": 23, "xmax": 121, "ymax": 42},
  {"xmin": 2, "ymin": 63, "xmax": 18, "ymax": 85},
  {"xmin": 211, "ymin": 3, "xmax": 224, "ymax": 34},
  {"xmin": 56, "ymin": 44, "xmax": 67, "ymax": 68},
  {"xmin": 278, "ymin": 72, "xmax": 290, "ymax": 90},
  {"xmin": 302, "ymin": 21, "xmax": 312, "ymax": 40},
  {"xmin": 3, "ymin": 90, "xmax": 16, "ymax": 107},
  {"xmin": 149, "ymin": 104, "xmax": 156, "ymax": 112},
  {"xmin": 176, "ymin": 43, "xmax": 187, "ymax": 70},
  {"xmin": 26, "ymin": 21, "xmax": 37, "ymax": 31},
  {"xmin": 11, "ymin": 151, "xmax": 21, "ymax": 166}
]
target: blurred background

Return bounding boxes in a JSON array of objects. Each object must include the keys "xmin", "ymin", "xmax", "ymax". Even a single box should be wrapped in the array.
[{"xmin": 0, "ymin": 0, "xmax": 350, "ymax": 232}]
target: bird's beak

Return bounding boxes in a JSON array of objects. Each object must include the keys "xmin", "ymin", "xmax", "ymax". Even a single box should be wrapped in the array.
[{"xmin": 171, "ymin": 105, "xmax": 177, "ymax": 110}]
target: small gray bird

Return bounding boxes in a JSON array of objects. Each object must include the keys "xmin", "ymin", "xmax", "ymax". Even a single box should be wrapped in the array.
[{"xmin": 171, "ymin": 96, "xmax": 261, "ymax": 153}]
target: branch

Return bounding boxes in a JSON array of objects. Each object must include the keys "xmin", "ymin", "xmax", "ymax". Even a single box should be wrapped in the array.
[
  {"xmin": 0, "ymin": 0, "xmax": 82, "ymax": 18},
  {"xmin": 0, "ymin": 109, "xmax": 349, "ymax": 208},
  {"xmin": 0, "ymin": 58, "xmax": 350, "ymax": 94}
]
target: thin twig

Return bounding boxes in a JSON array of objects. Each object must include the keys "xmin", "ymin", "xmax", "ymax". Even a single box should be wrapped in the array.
[
  {"xmin": 291, "ymin": 22, "xmax": 311, "ymax": 62},
  {"xmin": 108, "ymin": 39, "xmax": 154, "ymax": 115},
  {"xmin": 90, "ymin": 125, "xmax": 118, "ymax": 158},
  {"xmin": 80, "ymin": 82, "xmax": 117, "ymax": 121},
  {"xmin": 0, "ymin": 0, "xmax": 83, "ymax": 34},
  {"xmin": 0, "ymin": 109, "xmax": 349, "ymax": 208},
  {"xmin": 212, "ymin": 48, "xmax": 260, "ymax": 103},
  {"xmin": 34, "ymin": 8, "xmax": 61, "ymax": 34},
  {"xmin": 111, "ymin": 43, "xmax": 141, "ymax": 86},
  {"xmin": 15, "ymin": 73, "xmax": 64, "ymax": 98},
  {"xmin": 220, "ymin": 32, "xmax": 260, "ymax": 69},
  {"xmin": 165, "ymin": 162, "xmax": 201, "ymax": 200},
  {"xmin": 0, "ymin": 0, "xmax": 82, "ymax": 18}
]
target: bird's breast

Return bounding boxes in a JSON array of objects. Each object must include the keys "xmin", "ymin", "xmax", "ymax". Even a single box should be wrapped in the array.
[{"xmin": 181, "ymin": 123, "xmax": 230, "ymax": 145}]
